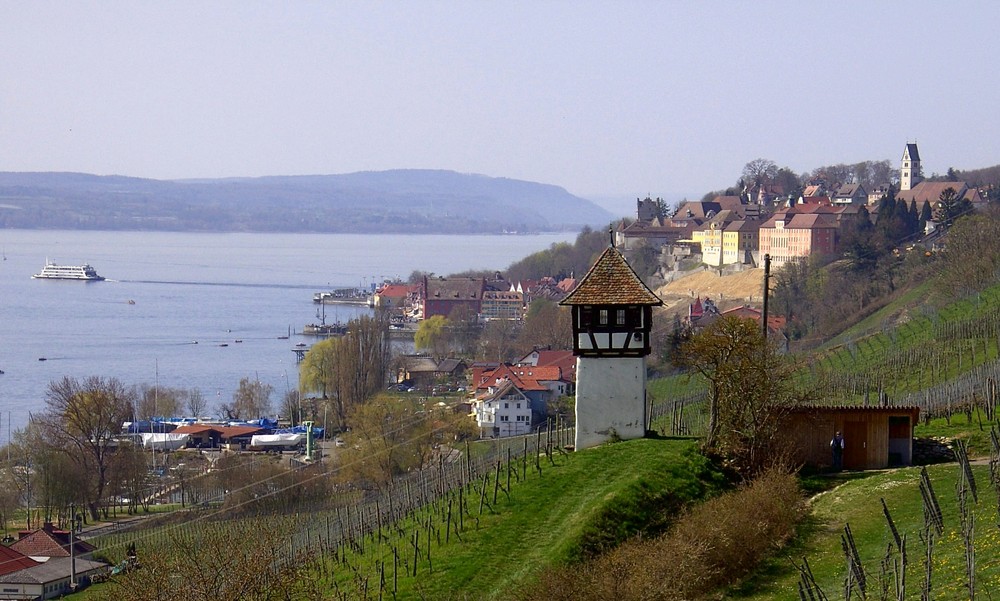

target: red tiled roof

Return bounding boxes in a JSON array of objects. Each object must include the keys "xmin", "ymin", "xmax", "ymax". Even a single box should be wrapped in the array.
[
  {"xmin": 12, "ymin": 525, "xmax": 96, "ymax": 559},
  {"xmin": 0, "ymin": 545, "xmax": 38, "ymax": 576},
  {"xmin": 172, "ymin": 424, "xmax": 216, "ymax": 435},
  {"xmin": 895, "ymin": 181, "xmax": 969, "ymax": 205},
  {"xmin": 217, "ymin": 426, "xmax": 264, "ymax": 439},
  {"xmin": 560, "ymin": 247, "xmax": 662, "ymax": 306},
  {"xmin": 376, "ymin": 284, "xmax": 416, "ymax": 298}
]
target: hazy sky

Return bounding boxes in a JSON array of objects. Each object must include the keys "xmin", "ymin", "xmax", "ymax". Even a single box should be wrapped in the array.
[{"xmin": 2, "ymin": 2, "xmax": 998, "ymax": 212}]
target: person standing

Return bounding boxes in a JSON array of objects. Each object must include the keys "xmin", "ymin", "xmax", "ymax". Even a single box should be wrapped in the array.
[{"xmin": 831, "ymin": 431, "xmax": 845, "ymax": 471}]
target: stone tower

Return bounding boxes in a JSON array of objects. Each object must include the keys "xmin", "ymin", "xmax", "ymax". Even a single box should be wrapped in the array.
[
  {"xmin": 900, "ymin": 143, "xmax": 922, "ymax": 191},
  {"xmin": 559, "ymin": 244, "xmax": 662, "ymax": 450}
]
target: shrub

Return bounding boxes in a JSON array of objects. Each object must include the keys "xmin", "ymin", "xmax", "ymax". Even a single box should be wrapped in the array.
[{"xmin": 517, "ymin": 469, "xmax": 804, "ymax": 601}]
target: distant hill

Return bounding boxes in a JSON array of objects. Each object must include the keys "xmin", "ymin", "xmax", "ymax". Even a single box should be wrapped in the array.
[{"xmin": 0, "ymin": 170, "xmax": 614, "ymax": 234}]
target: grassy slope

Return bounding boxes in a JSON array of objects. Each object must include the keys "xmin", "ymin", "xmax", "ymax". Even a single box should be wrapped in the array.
[
  {"xmin": 332, "ymin": 437, "xmax": 726, "ymax": 599},
  {"xmin": 733, "ymin": 462, "xmax": 1000, "ymax": 600}
]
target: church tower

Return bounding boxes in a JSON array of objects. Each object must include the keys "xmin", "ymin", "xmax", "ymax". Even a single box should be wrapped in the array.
[
  {"xmin": 559, "ymin": 243, "xmax": 662, "ymax": 450},
  {"xmin": 900, "ymin": 143, "xmax": 922, "ymax": 191}
]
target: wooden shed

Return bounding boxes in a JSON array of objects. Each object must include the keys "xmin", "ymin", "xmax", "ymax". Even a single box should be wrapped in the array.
[{"xmin": 781, "ymin": 405, "xmax": 920, "ymax": 470}]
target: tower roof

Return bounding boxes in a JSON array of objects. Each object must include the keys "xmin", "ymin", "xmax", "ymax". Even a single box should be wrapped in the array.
[
  {"xmin": 559, "ymin": 246, "xmax": 662, "ymax": 306},
  {"xmin": 902, "ymin": 143, "xmax": 920, "ymax": 161}
]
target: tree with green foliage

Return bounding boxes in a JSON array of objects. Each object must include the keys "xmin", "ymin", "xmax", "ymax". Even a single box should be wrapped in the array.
[
  {"xmin": 298, "ymin": 312, "xmax": 391, "ymax": 429},
  {"xmin": 506, "ymin": 225, "xmax": 609, "ymax": 283},
  {"xmin": 415, "ymin": 315, "xmax": 451, "ymax": 359},
  {"xmin": 919, "ymin": 200, "xmax": 933, "ymax": 233},
  {"xmin": 676, "ymin": 316, "xmax": 809, "ymax": 476},
  {"xmin": 934, "ymin": 186, "xmax": 973, "ymax": 228},
  {"xmin": 338, "ymin": 394, "xmax": 434, "ymax": 490}
]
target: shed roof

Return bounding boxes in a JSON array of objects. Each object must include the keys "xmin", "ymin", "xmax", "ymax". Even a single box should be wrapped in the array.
[
  {"xmin": 171, "ymin": 424, "xmax": 263, "ymax": 438},
  {"xmin": 559, "ymin": 246, "xmax": 662, "ymax": 306},
  {"xmin": 0, "ymin": 557, "xmax": 108, "ymax": 585}
]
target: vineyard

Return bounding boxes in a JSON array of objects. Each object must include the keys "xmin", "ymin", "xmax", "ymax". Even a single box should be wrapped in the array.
[{"xmin": 88, "ymin": 423, "xmax": 585, "ymax": 599}]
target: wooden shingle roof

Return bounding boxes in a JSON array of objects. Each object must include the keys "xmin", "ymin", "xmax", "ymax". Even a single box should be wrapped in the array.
[{"xmin": 559, "ymin": 246, "xmax": 662, "ymax": 306}]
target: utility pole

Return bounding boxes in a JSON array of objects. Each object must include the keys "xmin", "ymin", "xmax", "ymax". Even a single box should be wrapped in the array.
[
  {"xmin": 761, "ymin": 254, "xmax": 771, "ymax": 340},
  {"xmin": 69, "ymin": 503, "xmax": 77, "ymax": 590}
]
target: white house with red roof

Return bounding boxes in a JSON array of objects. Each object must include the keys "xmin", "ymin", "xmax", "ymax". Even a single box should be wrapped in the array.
[{"xmin": 473, "ymin": 379, "xmax": 534, "ymax": 438}]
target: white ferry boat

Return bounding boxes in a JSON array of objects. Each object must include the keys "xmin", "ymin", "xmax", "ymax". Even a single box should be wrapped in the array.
[{"xmin": 31, "ymin": 261, "xmax": 105, "ymax": 281}]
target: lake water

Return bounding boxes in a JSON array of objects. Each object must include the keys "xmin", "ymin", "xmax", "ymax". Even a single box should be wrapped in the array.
[{"xmin": 0, "ymin": 230, "xmax": 574, "ymax": 434}]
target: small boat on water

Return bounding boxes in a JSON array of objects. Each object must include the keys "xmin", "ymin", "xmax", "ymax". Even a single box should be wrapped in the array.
[{"xmin": 32, "ymin": 260, "xmax": 104, "ymax": 281}]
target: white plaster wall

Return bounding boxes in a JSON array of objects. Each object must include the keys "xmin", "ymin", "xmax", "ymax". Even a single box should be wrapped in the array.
[{"xmin": 575, "ymin": 356, "xmax": 646, "ymax": 450}]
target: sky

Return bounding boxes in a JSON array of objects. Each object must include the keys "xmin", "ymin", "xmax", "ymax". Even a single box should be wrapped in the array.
[{"xmin": 2, "ymin": 2, "xmax": 998, "ymax": 216}]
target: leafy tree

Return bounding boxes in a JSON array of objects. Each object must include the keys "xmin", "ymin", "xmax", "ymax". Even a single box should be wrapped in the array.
[
  {"xmin": 297, "ymin": 312, "xmax": 391, "ymax": 429},
  {"xmin": 506, "ymin": 225, "xmax": 608, "ymax": 283},
  {"xmin": 773, "ymin": 167, "xmax": 803, "ymax": 201},
  {"xmin": 37, "ymin": 376, "xmax": 136, "ymax": 520},
  {"xmin": 919, "ymin": 201, "xmax": 933, "ymax": 233},
  {"xmin": 934, "ymin": 186, "xmax": 973, "ymax": 228},
  {"xmin": 676, "ymin": 316, "xmax": 810, "ymax": 476},
  {"xmin": 339, "ymin": 394, "xmax": 433, "ymax": 490},
  {"xmin": 298, "ymin": 337, "xmax": 339, "ymax": 401},
  {"xmin": 414, "ymin": 315, "xmax": 451, "ymax": 360},
  {"xmin": 220, "ymin": 378, "xmax": 273, "ymax": 420}
]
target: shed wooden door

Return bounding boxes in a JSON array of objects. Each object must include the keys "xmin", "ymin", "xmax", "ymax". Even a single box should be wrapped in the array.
[{"xmin": 843, "ymin": 421, "xmax": 868, "ymax": 470}]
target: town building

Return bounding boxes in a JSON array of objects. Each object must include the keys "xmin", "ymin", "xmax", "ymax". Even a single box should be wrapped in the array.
[
  {"xmin": 758, "ymin": 211, "xmax": 839, "ymax": 268},
  {"xmin": 422, "ymin": 276, "xmax": 487, "ymax": 320},
  {"xmin": 480, "ymin": 290, "xmax": 524, "ymax": 321},
  {"xmin": 474, "ymin": 379, "xmax": 533, "ymax": 438}
]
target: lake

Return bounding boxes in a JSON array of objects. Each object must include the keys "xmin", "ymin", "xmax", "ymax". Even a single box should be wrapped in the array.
[{"xmin": 0, "ymin": 230, "xmax": 575, "ymax": 435}]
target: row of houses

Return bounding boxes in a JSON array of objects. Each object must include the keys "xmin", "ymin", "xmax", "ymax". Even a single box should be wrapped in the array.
[
  {"xmin": 372, "ymin": 274, "xmax": 578, "ymax": 323},
  {"xmin": 396, "ymin": 349, "xmax": 576, "ymax": 439},
  {"xmin": 618, "ymin": 143, "xmax": 988, "ymax": 269}
]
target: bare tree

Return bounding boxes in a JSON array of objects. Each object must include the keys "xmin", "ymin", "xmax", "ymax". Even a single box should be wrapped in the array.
[
  {"xmin": 220, "ymin": 378, "xmax": 273, "ymax": 420},
  {"xmin": 37, "ymin": 376, "xmax": 136, "ymax": 520},
  {"xmin": 135, "ymin": 384, "xmax": 183, "ymax": 420},
  {"xmin": 186, "ymin": 388, "xmax": 208, "ymax": 418},
  {"xmin": 519, "ymin": 299, "xmax": 572, "ymax": 351},
  {"xmin": 480, "ymin": 319, "xmax": 522, "ymax": 362},
  {"xmin": 742, "ymin": 158, "xmax": 779, "ymax": 190}
]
